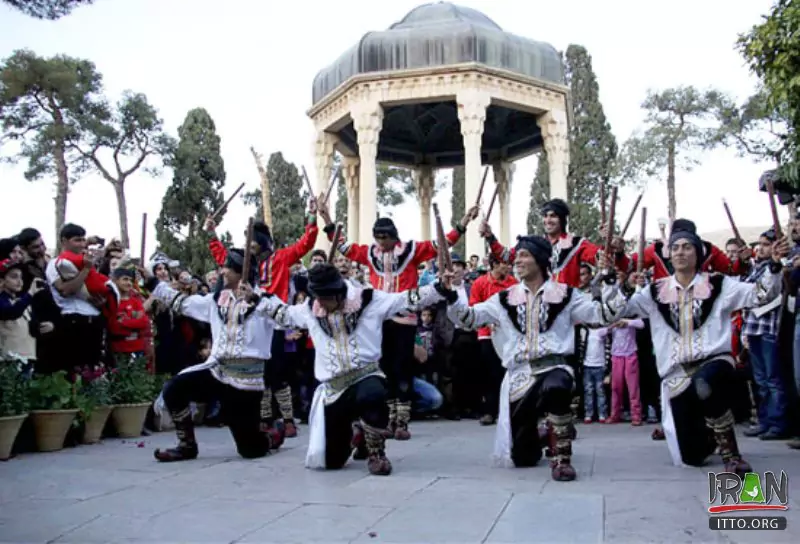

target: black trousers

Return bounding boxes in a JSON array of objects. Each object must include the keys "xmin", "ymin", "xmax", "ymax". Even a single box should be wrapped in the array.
[
  {"xmin": 380, "ymin": 321, "xmax": 417, "ymax": 402},
  {"xmin": 162, "ymin": 369, "xmax": 269, "ymax": 459},
  {"xmin": 265, "ymin": 331, "xmax": 291, "ymax": 391},
  {"xmin": 451, "ymin": 329, "xmax": 481, "ymax": 414},
  {"xmin": 324, "ymin": 376, "xmax": 389, "ymax": 469},
  {"xmin": 509, "ymin": 368, "xmax": 574, "ymax": 467},
  {"xmin": 669, "ymin": 359, "xmax": 734, "ymax": 466},
  {"xmin": 480, "ymin": 340, "xmax": 505, "ymax": 417},
  {"xmin": 52, "ymin": 313, "xmax": 105, "ymax": 373}
]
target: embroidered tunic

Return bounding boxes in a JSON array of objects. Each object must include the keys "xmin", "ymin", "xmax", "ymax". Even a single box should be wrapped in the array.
[
  {"xmin": 625, "ymin": 241, "xmax": 747, "ymax": 280},
  {"xmin": 150, "ymin": 281, "xmax": 276, "ymax": 391}
]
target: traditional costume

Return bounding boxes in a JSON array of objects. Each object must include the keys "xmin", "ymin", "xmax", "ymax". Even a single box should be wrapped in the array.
[
  {"xmin": 326, "ymin": 217, "xmax": 463, "ymax": 440},
  {"xmin": 618, "ymin": 224, "xmax": 782, "ymax": 475},
  {"xmin": 265, "ymin": 263, "xmax": 444, "ymax": 475},
  {"xmin": 443, "ymin": 236, "xmax": 625, "ymax": 481},
  {"xmin": 148, "ymin": 249, "xmax": 281, "ymax": 462},
  {"xmin": 209, "ymin": 217, "xmax": 318, "ymax": 439}
]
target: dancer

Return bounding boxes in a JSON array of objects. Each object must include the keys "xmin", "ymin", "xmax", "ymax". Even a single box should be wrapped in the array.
[
  {"xmin": 441, "ymin": 235, "xmax": 625, "ymax": 481},
  {"xmin": 621, "ymin": 220, "xmax": 787, "ymax": 474},
  {"xmin": 264, "ymin": 263, "xmax": 446, "ymax": 475},
  {"xmin": 144, "ymin": 248, "xmax": 281, "ymax": 462},
  {"xmin": 206, "ymin": 196, "xmax": 319, "ymax": 439},
  {"xmin": 318, "ymin": 198, "xmax": 478, "ymax": 440}
]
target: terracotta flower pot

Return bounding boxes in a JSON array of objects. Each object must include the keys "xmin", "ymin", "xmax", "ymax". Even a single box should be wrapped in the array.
[
  {"xmin": 30, "ymin": 409, "xmax": 78, "ymax": 452},
  {"xmin": 0, "ymin": 413, "xmax": 28, "ymax": 460},
  {"xmin": 111, "ymin": 403, "xmax": 150, "ymax": 438},
  {"xmin": 81, "ymin": 405, "xmax": 113, "ymax": 445}
]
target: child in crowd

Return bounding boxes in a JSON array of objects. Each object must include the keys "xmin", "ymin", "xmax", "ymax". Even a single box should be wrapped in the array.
[
  {"xmin": 0, "ymin": 258, "xmax": 41, "ymax": 365},
  {"xmin": 107, "ymin": 267, "xmax": 151, "ymax": 362},
  {"xmin": 600, "ymin": 317, "xmax": 645, "ymax": 426},
  {"xmin": 53, "ymin": 225, "xmax": 119, "ymax": 314},
  {"xmin": 580, "ymin": 324, "xmax": 608, "ymax": 423}
]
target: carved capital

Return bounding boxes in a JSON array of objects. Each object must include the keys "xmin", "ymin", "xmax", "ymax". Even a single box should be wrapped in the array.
[
  {"xmin": 413, "ymin": 165, "xmax": 435, "ymax": 203},
  {"xmin": 341, "ymin": 155, "xmax": 360, "ymax": 193},
  {"xmin": 537, "ymin": 110, "xmax": 569, "ymax": 157},
  {"xmin": 351, "ymin": 101, "xmax": 384, "ymax": 149},
  {"xmin": 492, "ymin": 162, "xmax": 515, "ymax": 199},
  {"xmin": 456, "ymin": 89, "xmax": 491, "ymax": 137}
]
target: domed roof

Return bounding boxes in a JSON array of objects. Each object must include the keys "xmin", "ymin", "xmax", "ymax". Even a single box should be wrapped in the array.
[{"xmin": 311, "ymin": 2, "xmax": 565, "ymax": 105}]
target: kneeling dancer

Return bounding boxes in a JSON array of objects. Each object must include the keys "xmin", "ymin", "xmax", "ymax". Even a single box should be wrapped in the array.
[
  {"xmin": 265, "ymin": 263, "xmax": 444, "ymax": 475},
  {"xmin": 146, "ymin": 249, "xmax": 282, "ymax": 462},
  {"xmin": 443, "ymin": 236, "xmax": 623, "ymax": 481},
  {"xmin": 619, "ymin": 220, "xmax": 787, "ymax": 475}
]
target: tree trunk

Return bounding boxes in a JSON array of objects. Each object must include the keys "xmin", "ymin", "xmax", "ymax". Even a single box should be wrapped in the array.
[
  {"xmin": 667, "ymin": 143, "xmax": 677, "ymax": 225},
  {"xmin": 114, "ymin": 181, "xmax": 130, "ymax": 249},
  {"xmin": 52, "ymin": 116, "xmax": 69, "ymax": 253}
]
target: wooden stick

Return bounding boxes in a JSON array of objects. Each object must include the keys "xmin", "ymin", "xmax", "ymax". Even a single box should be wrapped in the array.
[
  {"xmin": 599, "ymin": 184, "xmax": 607, "ymax": 226},
  {"xmin": 328, "ymin": 223, "xmax": 342, "ymax": 263},
  {"xmin": 621, "ymin": 193, "xmax": 644, "ymax": 237},
  {"xmin": 301, "ymin": 166, "xmax": 315, "ymax": 199},
  {"xmin": 485, "ymin": 183, "xmax": 500, "ymax": 221},
  {"xmin": 322, "ymin": 164, "xmax": 341, "ymax": 205},
  {"xmin": 722, "ymin": 199, "xmax": 743, "ymax": 243},
  {"xmin": 211, "ymin": 182, "xmax": 245, "ymax": 220},
  {"xmin": 140, "ymin": 213, "xmax": 147, "ymax": 264},
  {"xmin": 242, "ymin": 217, "xmax": 255, "ymax": 286},
  {"xmin": 603, "ymin": 186, "xmax": 618, "ymax": 272},
  {"xmin": 474, "ymin": 167, "xmax": 490, "ymax": 206},
  {"xmin": 766, "ymin": 180, "xmax": 783, "ymax": 239},
  {"xmin": 433, "ymin": 203, "xmax": 452, "ymax": 272},
  {"xmin": 637, "ymin": 207, "xmax": 647, "ymax": 274}
]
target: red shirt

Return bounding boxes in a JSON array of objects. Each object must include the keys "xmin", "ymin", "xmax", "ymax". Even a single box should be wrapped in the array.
[
  {"xmin": 624, "ymin": 241, "xmax": 747, "ymax": 280},
  {"xmin": 107, "ymin": 295, "xmax": 151, "ymax": 353},
  {"xmin": 469, "ymin": 272, "xmax": 518, "ymax": 339},
  {"xmin": 210, "ymin": 221, "xmax": 319, "ymax": 303}
]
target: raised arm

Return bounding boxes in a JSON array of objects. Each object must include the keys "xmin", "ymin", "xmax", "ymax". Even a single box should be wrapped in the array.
[
  {"xmin": 323, "ymin": 223, "xmax": 370, "ymax": 266},
  {"xmin": 274, "ymin": 214, "xmax": 319, "ymax": 266},
  {"xmin": 146, "ymin": 278, "xmax": 212, "ymax": 323},
  {"xmin": 262, "ymin": 296, "xmax": 310, "ymax": 330},
  {"xmin": 722, "ymin": 265, "xmax": 783, "ymax": 312}
]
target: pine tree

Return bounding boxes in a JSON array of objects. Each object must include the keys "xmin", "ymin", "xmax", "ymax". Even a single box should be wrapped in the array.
[
  {"xmin": 155, "ymin": 108, "xmax": 228, "ymax": 273},
  {"xmin": 526, "ymin": 45, "xmax": 617, "ymax": 239},
  {"xmin": 450, "ymin": 166, "xmax": 466, "ymax": 256}
]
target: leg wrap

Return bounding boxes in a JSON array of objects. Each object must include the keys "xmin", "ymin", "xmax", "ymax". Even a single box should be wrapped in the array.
[
  {"xmin": 547, "ymin": 413, "xmax": 573, "ymax": 464},
  {"xmin": 154, "ymin": 407, "xmax": 198, "ymax": 462},
  {"xmin": 260, "ymin": 388, "xmax": 273, "ymax": 423},
  {"xmin": 394, "ymin": 401, "xmax": 411, "ymax": 440},
  {"xmin": 387, "ymin": 399, "xmax": 398, "ymax": 424},
  {"xmin": 275, "ymin": 385, "xmax": 294, "ymax": 421},
  {"xmin": 362, "ymin": 419, "xmax": 392, "ymax": 476},
  {"xmin": 705, "ymin": 410, "xmax": 739, "ymax": 463}
]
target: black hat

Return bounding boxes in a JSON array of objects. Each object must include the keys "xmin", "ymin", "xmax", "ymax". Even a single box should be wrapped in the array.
[
  {"xmin": 0, "ymin": 237, "xmax": 19, "ymax": 261},
  {"xmin": 251, "ymin": 221, "xmax": 274, "ymax": 254},
  {"xmin": 308, "ymin": 263, "xmax": 347, "ymax": 298},
  {"xmin": 542, "ymin": 199, "xmax": 570, "ymax": 228},
  {"xmin": 515, "ymin": 235, "xmax": 553, "ymax": 273},
  {"xmin": 224, "ymin": 248, "xmax": 258, "ymax": 284},
  {"xmin": 668, "ymin": 218, "xmax": 705, "ymax": 269},
  {"xmin": 761, "ymin": 228, "xmax": 777, "ymax": 242},
  {"xmin": 373, "ymin": 217, "xmax": 398, "ymax": 240},
  {"xmin": 111, "ymin": 267, "xmax": 135, "ymax": 279}
]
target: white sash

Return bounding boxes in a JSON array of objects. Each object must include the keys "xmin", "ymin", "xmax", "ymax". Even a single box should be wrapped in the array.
[
  {"xmin": 492, "ymin": 372, "xmax": 514, "ymax": 468},
  {"xmin": 660, "ymin": 380, "xmax": 686, "ymax": 467},
  {"xmin": 305, "ymin": 384, "xmax": 327, "ymax": 469}
]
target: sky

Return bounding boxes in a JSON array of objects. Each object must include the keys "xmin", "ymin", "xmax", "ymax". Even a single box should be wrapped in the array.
[{"xmin": 0, "ymin": 0, "xmax": 783, "ymax": 260}]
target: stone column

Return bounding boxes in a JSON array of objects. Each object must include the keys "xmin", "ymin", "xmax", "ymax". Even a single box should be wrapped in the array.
[
  {"xmin": 312, "ymin": 131, "xmax": 336, "ymax": 250},
  {"xmin": 414, "ymin": 165, "xmax": 435, "ymax": 241},
  {"xmin": 492, "ymin": 161, "xmax": 515, "ymax": 245},
  {"xmin": 351, "ymin": 101, "xmax": 384, "ymax": 244},
  {"xmin": 457, "ymin": 89, "xmax": 491, "ymax": 259},
  {"xmin": 341, "ymin": 155, "xmax": 360, "ymax": 242},
  {"xmin": 537, "ymin": 109, "xmax": 570, "ymax": 201}
]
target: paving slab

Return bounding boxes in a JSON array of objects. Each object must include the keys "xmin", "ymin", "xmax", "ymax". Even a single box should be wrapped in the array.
[{"xmin": 0, "ymin": 420, "xmax": 798, "ymax": 543}]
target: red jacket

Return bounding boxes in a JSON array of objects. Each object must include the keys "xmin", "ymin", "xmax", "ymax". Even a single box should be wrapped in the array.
[
  {"xmin": 210, "ymin": 221, "xmax": 319, "ymax": 303},
  {"xmin": 488, "ymin": 233, "xmax": 616, "ymax": 288},
  {"xmin": 108, "ymin": 295, "xmax": 151, "ymax": 354},
  {"xmin": 327, "ymin": 225, "xmax": 461, "ymax": 293},
  {"xmin": 624, "ymin": 241, "xmax": 747, "ymax": 280},
  {"xmin": 469, "ymin": 272, "xmax": 518, "ymax": 339}
]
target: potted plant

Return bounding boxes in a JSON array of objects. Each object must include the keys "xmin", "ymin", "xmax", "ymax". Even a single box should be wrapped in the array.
[
  {"xmin": 0, "ymin": 353, "xmax": 31, "ymax": 460},
  {"xmin": 76, "ymin": 365, "xmax": 113, "ymax": 444},
  {"xmin": 109, "ymin": 356, "xmax": 156, "ymax": 438},
  {"xmin": 28, "ymin": 371, "xmax": 84, "ymax": 452}
]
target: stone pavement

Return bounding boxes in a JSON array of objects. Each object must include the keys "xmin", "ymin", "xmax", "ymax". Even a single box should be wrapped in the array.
[{"xmin": 1, "ymin": 420, "xmax": 799, "ymax": 543}]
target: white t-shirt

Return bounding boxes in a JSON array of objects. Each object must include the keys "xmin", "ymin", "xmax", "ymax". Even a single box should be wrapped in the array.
[
  {"xmin": 45, "ymin": 258, "xmax": 100, "ymax": 317},
  {"xmin": 583, "ymin": 328, "xmax": 606, "ymax": 368}
]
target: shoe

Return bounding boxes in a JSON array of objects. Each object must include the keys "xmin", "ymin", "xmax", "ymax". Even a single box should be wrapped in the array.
[
  {"xmin": 261, "ymin": 422, "xmax": 285, "ymax": 450},
  {"xmin": 651, "ymin": 428, "xmax": 666, "ymax": 440},
  {"xmin": 583, "ymin": 417, "xmax": 592, "ymax": 424},
  {"xmin": 550, "ymin": 460, "xmax": 577, "ymax": 481},
  {"xmin": 743, "ymin": 426, "xmax": 766, "ymax": 437},
  {"xmin": 284, "ymin": 420, "xmax": 298, "ymax": 438},
  {"xmin": 479, "ymin": 414, "xmax": 496, "ymax": 426},
  {"xmin": 367, "ymin": 453, "xmax": 393, "ymax": 476},
  {"xmin": 351, "ymin": 423, "xmax": 369, "ymax": 461},
  {"xmin": 631, "ymin": 419, "xmax": 643, "ymax": 426},
  {"xmin": 154, "ymin": 445, "xmax": 198, "ymax": 462},
  {"xmin": 724, "ymin": 457, "xmax": 752, "ymax": 477},
  {"xmin": 787, "ymin": 437, "xmax": 800, "ymax": 450},
  {"xmin": 606, "ymin": 417, "xmax": 620, "ymax": 424},
  {"xmin": 598, "ymin": 417, "xmax": 606, "ymax": 424},
  {"xmin": 759, "ymin": 430, "xmax": 788, "ymax": 441},
  {"xmin": 394, "ymin": 425, "xmax": 411, "ymax": 441}
]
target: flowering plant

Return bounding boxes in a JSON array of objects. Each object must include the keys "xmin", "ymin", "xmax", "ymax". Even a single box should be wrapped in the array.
[
  {"xmin": 0, "ymin": 352, "xmax": 31, "ymax": 416},
  {"xmin": 108, "ymin": 356, "xmax": 157, "ymax": 404},
  {"xmin": 76, "ymin": 365, "xmax": 112, "ymax": 407}
]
